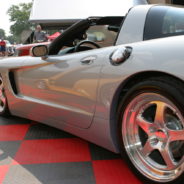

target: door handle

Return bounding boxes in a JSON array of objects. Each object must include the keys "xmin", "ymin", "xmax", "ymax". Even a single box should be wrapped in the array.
[{"xmin": 80, "ymin": 56, "xmax": 96, "ymax": 65}]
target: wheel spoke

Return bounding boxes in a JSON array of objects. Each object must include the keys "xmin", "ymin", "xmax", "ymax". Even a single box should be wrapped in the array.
[
  {"xmin": 168, "ymin": 129, "xmax": 184, "ymax": 142},
  {"xmin": 154, "ymin": 101, "xmax": 167, "ymax": 125},
  {"xmin": 141, "ymin": 140, "xmax": 154, "ymax": 157},
  {"xmin": 136, "ymin": 115, "xmax": 152, "ymax": 134},
  {"xmin": 159, "ymin": 145, "xmax": 176, "ymax": 169}
]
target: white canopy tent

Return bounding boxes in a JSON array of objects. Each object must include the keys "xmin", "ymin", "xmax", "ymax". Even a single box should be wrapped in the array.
[{"xmin": 29, "ymin": 0, "xmax": 148, "ymax": 26}]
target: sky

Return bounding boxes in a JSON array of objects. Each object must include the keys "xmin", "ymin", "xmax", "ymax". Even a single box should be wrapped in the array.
[{"xmin": 0, "ymin": 0, "xmax": 32, "ymax": 35}]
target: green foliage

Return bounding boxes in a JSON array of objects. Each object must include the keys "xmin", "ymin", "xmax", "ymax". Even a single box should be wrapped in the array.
[
  {"xmin": 0, "ymin": 29, "xmax": 6, "ymax": 39},
  {"xmin": 7, "ymin": 2, "xmax": 34, "ymax": 42}
]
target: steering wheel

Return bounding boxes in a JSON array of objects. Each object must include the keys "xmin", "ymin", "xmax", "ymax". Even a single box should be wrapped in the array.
[{"xmin": 74, "ymin": 40, "xmax": 101, "ymax": 52}]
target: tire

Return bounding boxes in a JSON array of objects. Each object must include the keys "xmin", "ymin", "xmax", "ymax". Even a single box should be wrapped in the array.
[
  {"xmin": 118, "ymin": 76, "xmax": 184, "ymax": 184},
  {"xmin": 0, "ymin": 75, "xmax": 10, "ymax": 117}
]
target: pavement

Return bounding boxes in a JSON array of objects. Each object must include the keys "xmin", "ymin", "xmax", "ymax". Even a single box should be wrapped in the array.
[{"xmin": 0, "ymin": 115, "xmax": 142, "ymax": 184}]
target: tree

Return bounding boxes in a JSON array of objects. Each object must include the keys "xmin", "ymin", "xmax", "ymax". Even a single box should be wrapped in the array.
[
  {"xmin": 6, "ymin": 35, "xmax": 16, "ymax": 44},
  {"xmin": 0, "ymin": 29, "xmax": 6, "ymax": 39},
  {"xmin": 7, "ymin": 2, "xmax": 34, "ymax": 42}
]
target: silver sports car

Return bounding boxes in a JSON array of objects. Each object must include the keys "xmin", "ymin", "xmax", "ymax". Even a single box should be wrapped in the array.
[{"xmin": 0, "ymin": 5, "xmax": 184, "ymax": 184}]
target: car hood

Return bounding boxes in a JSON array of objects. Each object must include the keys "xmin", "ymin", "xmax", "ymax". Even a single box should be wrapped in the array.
[
  {"xmin": 0, "ymin": 57, "xmax": 27, "ymax": 69},
  {"xmin": 0, "ymin": 56, "xmax": 44, "ymax": 71}
]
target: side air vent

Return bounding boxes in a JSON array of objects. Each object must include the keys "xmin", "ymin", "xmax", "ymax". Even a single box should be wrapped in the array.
[{"xmin": 9, "ymin": 71, "xmax": 18, "ymax": 95}]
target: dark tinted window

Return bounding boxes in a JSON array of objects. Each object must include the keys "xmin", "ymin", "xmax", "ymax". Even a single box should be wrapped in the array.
[
  {"xmin": 172, "ymin": 0, "xmax": 184, "ymax": 5},
  {"xmin": 144, "ymin": 6, "xmax": 184, "ymax": 40}
]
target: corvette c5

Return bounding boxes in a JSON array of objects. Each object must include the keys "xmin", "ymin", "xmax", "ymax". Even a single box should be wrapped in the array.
[{"xmin": 0, "ymin": 5, "xmax": 184, "ymax": 184}]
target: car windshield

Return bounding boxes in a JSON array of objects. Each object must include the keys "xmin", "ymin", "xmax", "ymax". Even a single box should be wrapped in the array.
[{"xmin": 144, "ymin": 6, "xmax": 184, "ymax": 40}]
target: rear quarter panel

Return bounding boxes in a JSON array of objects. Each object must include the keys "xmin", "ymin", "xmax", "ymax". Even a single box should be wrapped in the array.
[{"xmin": 96, "ymin": 35, "xmax": 184, "ymax": 120}]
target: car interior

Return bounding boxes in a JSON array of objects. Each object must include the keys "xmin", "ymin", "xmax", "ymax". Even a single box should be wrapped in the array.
[{"xmin": 48, "ymin": 16, "xmax": 124, "ymax": 56}]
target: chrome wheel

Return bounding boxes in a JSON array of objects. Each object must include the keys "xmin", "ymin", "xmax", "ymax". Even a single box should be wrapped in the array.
[
  {"xmin": 122, "ymin": 93, "xmax": 184, "ymax": 182},
  {"xmin": 0, "ymin": 77, "xmax": 6, "ymax": 113}
]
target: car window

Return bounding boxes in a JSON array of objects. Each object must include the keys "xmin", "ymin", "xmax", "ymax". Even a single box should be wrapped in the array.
[
  {"xmin": 86, "ymin": 25, "xmax": 117, "ymax": 47},
  {"xmin": 144, "ymin": 6, "xmax": 184, "ymax": 40}
]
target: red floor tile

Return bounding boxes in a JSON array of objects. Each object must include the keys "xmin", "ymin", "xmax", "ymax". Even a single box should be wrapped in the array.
[
  {"xmin": 13, "ymin": 138, "xmax": 91, "ymax": 165},
  {"xmin": 0, "ymin": 165, "xmax": 9, "ymax": 184},
  {"xmin": 0, "ymin": 125, "xmax": 30, "ymax": 141},
  {"xmin": 93, "ymin": 159, "xmax": 142, "ymax": 184}
]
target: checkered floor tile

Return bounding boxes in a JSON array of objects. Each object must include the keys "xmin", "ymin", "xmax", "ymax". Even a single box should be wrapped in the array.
[{"xmin": 0, "ymin": 116, "xmax": 142, "ymax": 184}]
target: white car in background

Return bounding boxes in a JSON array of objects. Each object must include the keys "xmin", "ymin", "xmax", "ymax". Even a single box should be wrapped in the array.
[{"xmin": 5, "ymin": 40, "xmax": 14, "ymax": 56}]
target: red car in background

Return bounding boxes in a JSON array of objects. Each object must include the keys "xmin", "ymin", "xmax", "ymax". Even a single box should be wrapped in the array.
[
  {"xmin": 15, "ymin": 42, "xmax": 50, "ymax": 56},
  {"xmin": 14, "ymin": 31, "xmax": 61, "ymax": 56}
]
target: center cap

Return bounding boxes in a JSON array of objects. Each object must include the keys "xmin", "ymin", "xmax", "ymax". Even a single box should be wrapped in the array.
[{"xmin": 155, "ymin": 129, "xmax": 167, "ymax": 140}]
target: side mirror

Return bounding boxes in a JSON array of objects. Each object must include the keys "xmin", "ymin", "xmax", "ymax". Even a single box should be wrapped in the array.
[{"xmin": 30, "ymin": 45, "xmax": 48, "ymax": 57}]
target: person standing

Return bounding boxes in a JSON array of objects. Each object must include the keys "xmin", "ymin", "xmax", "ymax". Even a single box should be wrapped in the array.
[
  {"xmin": 0, "ymin": 38, "xmax": 6, "ymax": 57},
  {"xmin": 33, "ymin": 25, "xmax": 48, "ymax": 43}
]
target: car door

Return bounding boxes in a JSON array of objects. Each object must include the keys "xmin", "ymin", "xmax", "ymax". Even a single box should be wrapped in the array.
[{"xmin": 16, "ymin": 49, "xmax": 105, "ymax": 129}]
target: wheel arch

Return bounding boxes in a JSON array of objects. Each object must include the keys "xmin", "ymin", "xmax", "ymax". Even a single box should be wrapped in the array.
[{"xmin": 110, "ymin": 71, "xmax": 184, "ymax": 151}]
